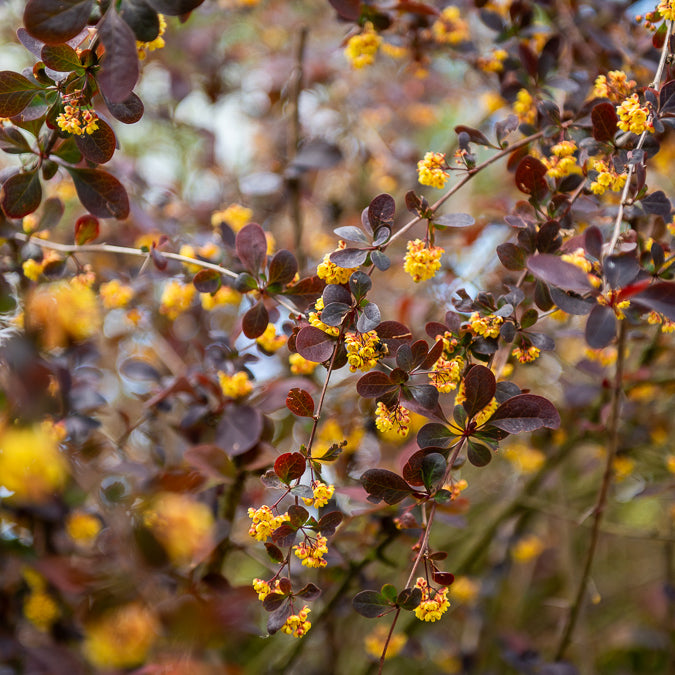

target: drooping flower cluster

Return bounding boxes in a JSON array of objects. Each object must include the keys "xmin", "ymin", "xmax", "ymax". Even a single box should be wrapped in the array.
[
  {"xmin": 417, "ymin": 152, "xmax": 449, "ymax": 189},
  {"xmin": 137, "ymin": 14, "xmax": 167, "ymax": 59},
  {"xmin": 468, "ymin": 312, "xmax": 503, "ymax": 339},
  {"xmin": 588, "ymin": 158, "xmax": 628, "ymax": 195},
  {"xmin": 247, "ymin": 505, "xmax": 289, "ymax": 542},
  {"xmin": 280, "ymin": 605, "xmax": 312, "ymax": 637},
  {"xmin": 413, "ymin": 577, "xmax": 450, "ymax": 622},
  {"xmin": 344, "ymin": 22, "xmax": 381, "ymax": 69},
  {"xmin": 345, "ymin": 330, "xmax": 387, "ymax": 372},
  {"xmin": 403, "ymin": 239, "xmax": 444, "ymax": 282},
  {"xmin": 429, "ymin": 353, "xmax": 464, "ymax": 393},
  {"xmin": 592, "ymin": 70, "xmax": 636, "ymax": 102},
  {"xmin": 317, "ymin": 241, "xmax": 357, "ymax": 285},
  {"xmin": 293, "ymin": 533, "xmax": 329, "ymax": 568},
  {"xmin": 256, "ymin": 323, "xmax": 287, "ymax": 352},
  {"xmin": 375, "ymin": 401, "xmax": 410, "ymax": 437},
  {"xmin": 289, "ymin": 352, "xmax": 318, "ymax": 375},
  {"xmin": 512, "ymin": 344, "xmax": 541, "ymax": 364},
  {"xmin": 218, "ymin": 370, "xmax": 253, "ymax": 398},
  {"xmin": 513, "ymin": 88, "xmax": 537, "ymax": 125},
  {"xmin": 308, "ymin": 297, "xmax": 340, "ymax": 336},
  {"xmin": 432, "ymin": 6, "xmax": 469, "ymax": 45},
  {"xmin": 616, "ymin": 93, "xmax": 654, "ymax": 135},
  {"xmin": 159, "ymin": 280, "xmax": 196, "ymax": 319},
  {"xmin": 56, "ymin": 104, "xmax": 99, "ymax": 136},
  {"xmin": 100, "ymin": 279, "xmax": 135, "ymax": 309},
  {"xmin": 542, "ymin": 140, "xmax": 580, "ymax": 179},
  {"xmin": 302, "ymin": 480, "xmax": 335, "ymax": 508},
  {"xmin": 252, "ymin": 578, "xmax": 283, "ymax": 601},
  {"xmin": 658, "ymin": 0, "xmax": 675, "ymax": 22}
]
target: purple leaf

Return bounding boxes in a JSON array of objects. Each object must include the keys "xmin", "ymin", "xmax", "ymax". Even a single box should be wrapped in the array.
[
  {"xmin": 98, "ymin": 9, "xmax": 139, "ymax": 103},
  {"xmin": 527, "ymin": 254, "xmax": 595, "ymax": 294},
  {"xmin": 489, "ymin": 394, "xmax": 560, "ymax": 433}
]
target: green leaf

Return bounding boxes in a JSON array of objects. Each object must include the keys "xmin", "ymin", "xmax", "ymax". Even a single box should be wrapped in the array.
[
  {"xmin": 0, "ymin": 71, "xmax": 42, "ymax": 117},
  {"xmin": 467, "ymin": 439, "xmax": 492, "ymax": 467},
  {"xmin": 381, "ymin": 584, "xmax": 398, "ymax": 603},
  {"xmin": 1, "ymin": 171, "xmax": 42, "ymax": 218},
  {"xmin": 24, "ymin": 0, "xmax": 94, "ymax": 44},
  {"xmin": 41, "ymin": 44, "xmax": 84, "ymax": 73},
  {"xmin": 67, "ymin": 167, "xmax": 130, "ymax": 219}
]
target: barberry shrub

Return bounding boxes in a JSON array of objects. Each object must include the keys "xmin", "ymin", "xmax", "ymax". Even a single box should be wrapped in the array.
[{"xmin": 1, "ymin": 1, "xmax": 675, "ymax": 674}]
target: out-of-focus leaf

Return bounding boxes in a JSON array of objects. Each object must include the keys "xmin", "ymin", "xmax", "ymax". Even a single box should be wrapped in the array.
[
  {"xmin": 74, "ymin": 214, "xmax": 99, "ymax": 245},
  {"xmin": 24, "ymin": 0, "xmax": 94, "ymax": 44},
  {"xmin": 1, "ymin": 170, "xmax": 41, "ymax": 218},
  {"xmin": 67, "ymin": 167, "xmax": 129, "ymax": 219},
  {"xmin": 527, "ymin": 254, "xmax": 595, "ymax": 294},
  {"xmin": 103, "ymin": 91, "xmax": 144, "ymax": 124},
  {"xmin": 98, "ymin": 9, "xmax": 139, "ymax": 103},
  {"xmin": 216, "ymin": 404, "xmax": 262, "ymax": 456},
  {"xmin": 236, "ymin": 223, "xmax": 267, "ymax": 275}
]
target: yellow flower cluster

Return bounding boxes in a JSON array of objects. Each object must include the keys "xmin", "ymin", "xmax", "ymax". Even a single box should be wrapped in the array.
[
  {"xmin": 375, "ymin": 401, "xmax": 410, "ymax": 437},
  {"xmin": 432, "ymin": 6, "xmax": 469, "ymax": 45},
  {"xmin": 27, "ymin": 279, "xmax": 101, "ymax": 350},
  {"xmin": 597, "ymin": 291, "xmax": 630, "ymax": 319},
  {"xmin": 280, "ymin": 605, "xmax": 311, "ymax": 637},
  {"xmin": 404, "ymin": 239, "xmax": 444, "ymax": 282},
  {"xmin": 364, "ymin": 625, "xmax": 407, "ymax": 659},
  {"xmin": 159, "ymin": 280, "xmax": 196, "ymax": 319},
  {"xmin": 542, "ymin": 140, "xmax": 580, "ymax": 179},
  {"xmin": 100, "ymin": 279, "xmax": 135, "ymax": 309},
  {"xmin": 289, "ymin": 352, "xmax": 318, "ymax": 374},
  {"xmin": 65, "ymin": 510, "xmax": 102, "ymax": 545},
  {"xmin": 83, "ymin": 603, "xmax": 159, "ymax": 669},
  {"xmin": 344, "ymin": 22, "xmax": 382, "ymax": 69},
  {"xmin": 0, "ymin": 423, "xmax": 69, "ymax": 503},
  {"xmin": 514, "ymin": 88, "xmax": 537, "ymax": 125},
  {"xmin": 512, "ymin": 344, "xmax": 541, "ymax": 363},
  {"xmin": 22, "ymin": 250, "xmax": 62, "ymax": 280},
  {"xmin": 56, "ymin": 104, "xmax": 99, "ymax": 136},
  {"xmin": 474, "ymin": 397, "xmax": 499, "ymax": 426},
  {"xmin": 443, "ymin": 477, "xmax": 468, "ymax": 501},
  {"xmin": 137, "ymin": 14, "xmax": 166, "ymax": 59},
  {"xmin": 417, "ymin": 152, "xmax": 449, "ymax": 189},
  {"xmin": 303, "ymin": 481, "xmax": 335, "ymax": 508},
  {"xmin": 647, "ymin": 310, "xmax": 675, "ymax": 332},
  {"xmin": 144, "ymin": 492, "xmax": 215, "ymax": 566},
  {"xmin": 588, "ymin": 157, "xmax": 628, "ymax": 195},
  {"xmin": 252, "ymin": 577, "xmax": 282, "ymax": 601},
  {"xmin": 308, "ymin": 297, "xmax": 340, "ymax": 337},
  {"xmin": 201, "ymin": 285, "xmax": 241, "ymax": 310},
  {"xmin": 218, "ymin": 370, "xmax": 253, "ymax": 398},
  {"xmin": 211, "ymin": 203, "xmax": 253, "ymax": 232},
  {"xmin": 294, "ymin": 533, "xmax": 329, "ymax": 568},
  {"xmin": 23, "ymin": 569, "xmax": 59, "ymax": 631},
  {"xmin": 512, "ymin": 534, "xmax": 544, "ymax": 563},
  {"xmin": 616, "ymin": 93, "xmax": 654, "ymax": 135},
  {"xmin": 316, "ymin": 241, "xmax": 357, "ymax": 284},
  {"xmin": 247, "ymin": 505, "xmax": 289, "ymax": 542},
  {"xmin": 345, "ymin": 330, "xmax": 387, "ymax": 372},
  {"xmin": 256, "ymin": 323, "xmax": 287, "ymax": 352},
  {"xmin": 468, "ymin": 312, "xmax": 503, "ymax": 339},
  {"xmin": 449, "ymin": 576, "xmax": 480, "ymax": 605},
  {"xmin": 584, "ymin": 346, "xmax": 617, "ymax": 367},
  {"xmin": 592, "ymin": 70, "xmax": 636, "ymax": 102},
  {"xmin": 429, "ymin": 354, "xmax": 464, "ymax": 393},
  {"xmin": 658, "ymin": 0, "xmax": 675, "ymax": 21},
  {"xmin": 477, "ymin": 48, "xmax": 508, "ymax": 73},
  {"xmin": 413, "ymin": 577, "xmax": 450, "ymax": 622}
]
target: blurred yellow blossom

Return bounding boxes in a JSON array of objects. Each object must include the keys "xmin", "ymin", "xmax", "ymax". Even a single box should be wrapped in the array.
[
  {"xmin": 200, "ymin": 285, "xmax": 241, "ymax": 310},
  {"xmin": 211, "ymin": 203, "xmax": 252, "ymax": 232},
  {"xmin": 514, "ymin": 88, "xmax": 536, "ymax": 125},
  {"xmin": 612, "ymin": 455, "xmax": 635, "ymax": 482},
  {"xmin": 24, "ymin": 590, "xmax": 59, "ymax": 631},
  {"xmin": 256, "ymin": 324, "xmax": 287, "ymax": 352},
  {"xmin": 503, "ymin": 443, "xmax": 545, "ymax": 474},
  {"xmin": 592, "ymin": 70, "xmax": 635, "ymax": 102},
  {"xmin": 512, "ymin": 534, "xmax": 545, "ymax": 563},
  {"xmin": 344, "ymin": 22, "xmax": 381, "ymax": 69},
  {"xmin": 218, "ymin": 370, "xmax": 253, "ymax": 398},
  {"xmin": 66, "ymin": 510, "xmax": 102, "ymax": 545},
  {"xmin": 432, "ymin": 6, "xmax": 469, "ymax": 45},
  {"xmin": 289, "ymin": 352, "xmax": 318, "ymax": 375},
  {"xmin": 159, "ymin": 280, "xmax": 196, "ymax": 319},
  {"xmin": 449, "ymin": 576, "xmax": 480, "ymax": 605},
  {"xmin": 364, "ymin": 624, "xmax": 406, "ymax": 659},
  {"xmin": 100, "ymin": 279, "xmax": 135, "ymax": 310}
]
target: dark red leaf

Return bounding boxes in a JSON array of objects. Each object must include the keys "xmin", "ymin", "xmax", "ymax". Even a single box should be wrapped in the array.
[
  {"xmin": 360, "ymin": 468, "xmax": 414, "ymax": 505},
  {"xmin": 640, "ymin": 190, "xmax": 672, "ymax": 218},
  {"xmin": 489, "ymin": 394, "xmax": 560, "ymax": 433},
  {"xmin": 454, "ymin": 125, "xmax": 492, "ymax": 147},
  {"xmin": 236, "ymin": 223, "xmax": 267, "ymax": 274},
  {"xmin": 264, "ymin": 543, "xmax": 285, "ymax": 563},
  {"xmin": 297, "ymin": 582, "xmax": 322, "ymax": 600},
  {"xmin": 403, "ymin": 447, "xmax": 443, "ymax": 486},
  {"xmin": 584, "ymin": 303, "xmax": 616, "ymax": 348},
  {"xmin": 515, "ymin": 156, "xmax": 548, "ymax": 197},
  {"xmin": 67, "ymin": 168, "xmax": 129, "ymax": 219},
  {"xmin": 417, "ymin": 423, "xmax": 454, "ymax": 449},
  {"xmin": 591, "ymin": 102, "xmax": 618, "ymax": 142},
  {"xmin": 376, "ymin": 321, "xmax": 412, "ymax": 351},
  {"xmin": 24, "ymin": 0, "xmax": 94, "ymax": 44},
  {"xmin": 274, "ymin": 452, "xmax": 306, "ymax": 484},
  {"xmin": 119, "ymin": 0, "xmax": 161, "ymax": 41},
  {"xmin": 352, "ymin": 590, "xmax": 393, "ymax": 618},
  {"xmin": 288, "ymin": 504, "xmax": 309, "ymax": 528},
  {"xmin": 432, "ymin": 571, "xmax": 455, "ymax": 586},
  {"xmin": 74, "ymin": 214, "xmax": 99, "ymax": 245},
  {"xmin": 634, "ymin": 281, "xmax": 675, "ymax": 321},
  {"xmin": 0, "ymin": 71, "xmax": 42, "ymax": 117},
  {"xmin": 329, "ymin": 247, "xmax": 368, "ymax": 268},
  {"xmin": 103, "ymin": 92, "xmax": 144, "ymax": 124},
  {"xmin": 368, "ymin": 193, "xmax": 395, "ymax": 230},
  {"xmin": 419, "ymin": 339, "xmax": 444, "ymax": 370},
  {"xmin": 192, "ymin": 269, "xmax": 221, "ymax": 294},
  {"xmin": 216, "ymin": 404, "xmax": 262, "ymax": 456},
  {"xmin": 317, "ymin": 511, "xmax": 342, "ymax": 536},
  {"xmin": 74, "ymin": 118, "xmax": 116, "ymax": 164},
  {"xmin": 462, "ymin": 365, "xmax": 496, "ymax": 418},
  {"xmin": 355, "ymin": 371, "xmax": 397, "ymax": 398},
  {"xmin": 1, "ymin": 170, "xmax": 41, "ymax": 218},
  {"xmin": 467, "ymin": 439, "xmax": 493, "ymax": 467},
  {"xmin": 527, "ymin": 254, "xmax": 594, "ymax": 294},
  {"xmin": 295, "ymin": 326, "xmax": 335, "ymax": 363},
  {"xmin": 268, "ymin": 249, "xmax": 298, "ymax": 285},
  {"xmin": 659, "ymin": 79, "xmax": 675, "ymax": 112},
  {"xmin": 271, "ymin": 523, "xmax": 298, "ymax": 547},
  {"xmin": 41, "ymin": 43, "xmax": 83, "ymax": 72},
  {"xmin": 98, "ymin": 9, "xmax": 140, "ymax": 103},
  {"xmin": 242, "ymin": 300, "xmax": 269, "ymax": 339},
  {"xmin": 603, "ymin": 254, "xmax": 640, "ymax": 290},
  {"xmin": 497, "ymin": 242, "xmax": 527, "ymax": 270},
  {"xmin": 285, "ymin": 388, "xmax": 315, "ymax": 417}
]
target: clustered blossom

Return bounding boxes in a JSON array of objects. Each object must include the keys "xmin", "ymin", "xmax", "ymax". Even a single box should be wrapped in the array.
[
  {"xmin": 403, "ymin": 239, "xmax": 444, "ymax": 282},
  {"xmin": 429, "ymin": 354, "xmax": 464, "ymax": 392},
  {"xmin": 22, "ymin": 569, "xmax": 59, "ymax": 632},
  {"xmin": 417, "ymin": 152, "xmax": 449, "ymax": 189},
  {"xmin": 477, "ymin": 48, "xmax": 508, "ymax": 73},
  {"xmin": 280, "ymin": 605, "xmax": 311, "ymax": 638},
  {"xmin": 289, "ymin": 352, "xmax": 318, "ymax": 375},
  {"xmin": 432, "ymin": 5, "xmax": 469, "ymax": 45},
  {"xmin": 588, "ymin": 158, "xmax": 627, "ymax": 195},
  {"xmin": 256, "ymin": 324, "xmax": 287, "ymax": 352},
  {"xmin": 375, "ymin": 401, "xmax": 410, "ymax": 437},
  {"xmin": 159, "ymin": 280, "xmax": 196, "ymax": 319},
  {"xmin": 647, "ymin": 310, "xmax": 675, "ymax": 333},
  {"xmin": 100, "ymin": 279, "xmax": 135, "ymax": 309},
  {"xmin": 592, "ymin": 70, "xmax": 636, "ymax": 102},
  {"xmin": 468, "ymin": 312, "xmax": 503, "ymax": 338},
  {"xmin": 316, "ymin": 241, "xmax": 357, "ymax": 284},
  {"xmin": 293, "ymin": 534, "xmax": 329, "ymax": 568},
  {"xmin": 56, "ymin": 104, "xmax": 99, "ymax": 136},
  {"xmin": 218, "ymin": 370, "xmax": 253, "ymax": 398},
  {"xmin": 211, "ymin": 203, "xmax": 252, "ymax": 232},
  {"xmin": 308, "ymin": 297, "xmax": 340, "ymax": 337},
  {"xmin": 344, "ymin": 22, "xmax": 381, "ymax": 69},
  {"xmin": 658, "ymin": 0, "xmax": 675, "ymax": 21},
  {"xmin": 413, "ymin": 577, "xmax": 450, "ymax": 622},
  {"xmin": 542, "ymin": 141, "xmax": 580, "ymax": 179},
  {"xmin": 512, "ymin": 344, "xmax": 541, "ymax": 364},
  {"xmin": 345, "ymin": 330, "xmax": 387, "ymax": 372},
  {"xmin": 137, "ymin": 14, "xmax": 167, "ymax": 59},
  {"xmin": 247, "ymin": 505, "xmax": 290, "ymax": 542},
  {"xmin": 303, "ymin": 481, "xmax": 335, "ymax": 508},
  {"xmin": 252, "ymin": 578, "xmax": 282, "ymax": 601},
  {"xmin": 513, "ymin": 88, "xmax": 536, "ymax": 125},
  {"xmin": 616, "ymin": 93, "xmax": 654, "ymax": 135},
  {"xmin": 597, "ymin": 291, "xmax": 630, "ymax": 319}
]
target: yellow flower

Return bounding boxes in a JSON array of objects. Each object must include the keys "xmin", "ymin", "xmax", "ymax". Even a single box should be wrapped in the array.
[
  {"xmin": 345, "ymin": 330, "xmax": 387, "ymax": 372},
  {"xmin": 512, "ymin": 344, "xmax": 541, "ymax": 364},
  {"xmin": 592, "ymin": 70, "xmax": 635, "ymax": 102},
  {"xmin": 65, "ymin": 510, "xmax": 102, "ymax": 545},
  {"xmin": 280, "ymin": 605, "xmax": 311, "ymax": 637},
  {"xmin": 289, "ymin": 352, "xmax": 318, "ymax": 375},
  {"xmin": 247, "ymin": 505, "xmax": 289, "ymax": 542},
  {"xmin": 512, "ymin": 534, "xmax": 544, "ymax": 563},
  {"xmin": 200, "ymin": 285, "xmax": 241, "ymax": 310},
  {"xmin": 542, "ymin": 141, "xmax": 581, "ymax": 179},
  {"xmin": 256, "ymin": 324, "xmax": 287, "ymax": 352},
  {"xmin": 403, "ymin": 239, "xmax": 444, "ymax": 282},
  {"xmin": 252, "ymin": 577, "xmax": 282, "ymax": 601},
  {"xmin": 308, "ymin": 297, "xmax": 340, "ymax": 337},
  {"xmin": 413, "ymin": 577, "xmax": 450, "ymax": 622},
  {"xmin": 144, "ymin": 492, "xmax": 215, "ymax": 566},
  {"xmin": 22, "ymin": 258, "xmax": 43, "ymax": 281},
  {"xmin": 344, "ymin": 22, "xmax": 381, "ymax": 69},
  {"xmin": 56, "ymin": 104, "xmax": 98, "ymax": 136},
  {"xmin": 514, "ymin": 88, "xmax": 536, "ymax": 125},
  {"xmin": 477, "ymin": 48, "xmax": 508, "ymax": 73},
  {"xmin": 375, "ymin": 402, "xmax": 410, "ymax": 437},
  {"xmin": 449, "ymin": 576, "xmax": 480, "ymax": 605},
  {"xmin": 432, "ymin": 5, "xmax": 469, "ymax": 45},
  {"xmin": 597, "ymin": 290, "xmax": 630, "ymax": 319},
  {"xmin": 24, "ymin": 591, "xmax": 59, "ymax": 631},
  {"xmin": 658, "ymin": 1, "xmax": 675, "ymax": 22},
  {"xmin": 83, "ymin": 604, "xmax": 159, "ymax": 669},
  {"xmin": 26, "ymin": 279, "xmax": 101, "ymax": 350},
  {"xmin": 417, "ymin": 152, "xmax": 449, "ymax": 189},
  {"xmin": 364, "ymin": 625, "xmax": 406, "ymax": 659},
  {"xmin": 429, "ymin": 354, "xmax": 463, "ymax": 393},
  {"xmin": 137, "ymin": 14, "xmax": 167, "ymax": 59},
  {"xmin": 302, "ymin": 481, "xmax": 335, "ymax": 508},
  {"xmin": 468, "ymin": 312, "xmax": 503, "ymax": 338},
  {"xmin": 0, "ymin": 424, "xmax": 69, "ymax": 503},
  {"xmin": 178, "ymin": 244, "xmax": 201, "ymax": 273},
  {"xmin": 316, "ymin": 241, "xmax": 358, "ymax": 284},
  {"xmin": 211, "ymin": 203, "xmax": 252, "ymax": 232},
  {"xmin": 100, "ymin": 279, "xmax": 135, "ymax": 309},
  {"xmin": 474, "ymin": 397, "xmax": 498, "ymax": 426},
  {"xmin": 293, "ymin": 533, "xmax": 329, "ymax": 568},
  {"xmin": 159, "ymin": 280, "xmax": 196, "ymax": 319},
  {"xmin": 218, "ymin": 370, "xmax": 253, "ymax": 398},
  {"xmin": 616, "ymin": 93, "xmax": 654, "ymax": 135}
]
